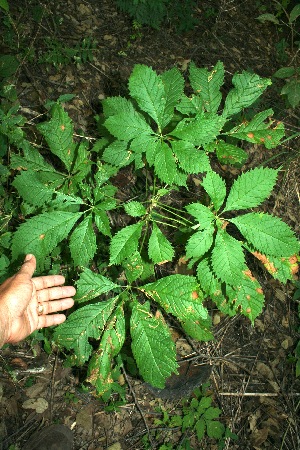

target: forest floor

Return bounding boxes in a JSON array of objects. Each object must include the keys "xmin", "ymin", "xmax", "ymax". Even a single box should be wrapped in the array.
[{"xmin": 0, "ymin": 0, "xmax": 300, "ymax": 449}]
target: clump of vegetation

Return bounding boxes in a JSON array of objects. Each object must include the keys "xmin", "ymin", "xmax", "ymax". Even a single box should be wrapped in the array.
[{"xmin": 0, "ymin": 60, "xmax": 298, "ymax": 395}]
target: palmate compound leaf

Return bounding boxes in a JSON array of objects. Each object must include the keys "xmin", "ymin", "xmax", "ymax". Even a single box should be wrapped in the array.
[
  {"xmin": 69, "ymin": 215, "xmax": 97, "ymax": 267},
  {"xmin": 226, "ymin": 109, "xmax": 285, "ymax": 149},
  {"xmin": 109, "ymin": 222, "xmax": 143, "ymax": 265},
  {"xmin": 223, "ymin": 72, "xmax": 272, "ymax": 118},
  {"xmin": 130, "ymin": 300, "xmax": 178, "ymax": 388},
  {"xmin": 189, "ymin": 60, "xmax": 225, "ymax": 114},
  {"xmin": 141, "ymin": 275, "xmax": 211, "ymax": 340},
  {"xmin": 185, "ymin": 225, "xmax": 215, "ymax": 260},
  {"xmin": 148, "ymin": 222, "xmax": 174, "ymax": 264},
  {"xmin": 211, "ymin": 229, "xmax": 246, "ymax": 285},
  {"xmin": 75, "ymin": 268, "xmax": 119, "ymax": 303},
  {"xmin": 128, "ymin": 64, "xmax": 166, "ymax": 130},
  {"xmin": 87, "ymin": 306, "xmax": 125, "ymax": 395},
  {"xmin": 36, "ymin": 103, "xmax": 75, "ymax": 172},
  {"xmin": 53, "ymin": 297, "xmax": 118, "ymax": 364},
  {"xmin": 202, "ymin": 170, "xmax": 226, "ymax": 211},
  {"xmin": 230, "ymin": 212, "xmax": 300, "ymax": 257},
  {"xmin": 223, "ymin": 167, "xmax": 279, "ymax": 212},
  {"xmin": 171, "ymin": 140, "xmax": 211, "ymax": 174},
  {"xmin": 226, "ymin": 270, "xmax": 265, "ymax": 324},
  {"xmin": 11, "ymin": 211, "xmax": 82, "ymax": 265},
  {"xmin": 160, "ymin": 67, "xmax": 185, "ymax": 129}
]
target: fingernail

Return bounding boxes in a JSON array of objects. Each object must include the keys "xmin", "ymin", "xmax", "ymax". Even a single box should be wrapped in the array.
[{"xmin": 25, "ymin": 254, "xmax": 33, "ymax": 262}]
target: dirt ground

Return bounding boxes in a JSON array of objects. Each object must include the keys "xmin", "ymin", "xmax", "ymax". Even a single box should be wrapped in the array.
[{"xmin": 0, "ymin": 0, "xmax": 300, "ymax": 449}]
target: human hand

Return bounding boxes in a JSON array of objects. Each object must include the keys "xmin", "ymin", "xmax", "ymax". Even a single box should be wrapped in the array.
[{"xmin": 0, "ymin": 254, "xmax": 75, "ymax": 346}]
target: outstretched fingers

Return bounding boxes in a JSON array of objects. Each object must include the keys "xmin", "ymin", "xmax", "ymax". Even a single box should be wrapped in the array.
[
  {"xmin": 38, "ymin": 298, "xmax": 74, "ymax": 315},
  {"xmin": 37, "ymin": 313, "xmax": 68, "ymax": 329},
  {"xmin": 36, "ymin": 285, "xmax": 76, "ymax": 302},
  {"xmin": 32, "ymin": 274, "xmax": 66, "ymax": 291}
]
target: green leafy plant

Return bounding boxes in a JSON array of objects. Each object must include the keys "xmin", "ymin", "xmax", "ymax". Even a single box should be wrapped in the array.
[
  {"xmin": 147, "ymin": 384, "xmax": 237, "ymax": 449},
  {"xmin": 273, "ymin": 65, "xmax": 300, "ymax": 108},
  {"xmin": 7, "ymin": 62, "xmax": 299, "ymax": 396},
  {"xmin": 38, "ymin": 37, "xmax": 97, "ymax": 67},
  {"xmin": 115, "ymin": 0, "xmax": 197, "ymax": 32}
]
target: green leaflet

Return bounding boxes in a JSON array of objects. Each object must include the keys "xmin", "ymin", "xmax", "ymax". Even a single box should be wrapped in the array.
[
  {"xmin": 148, "ymin": 222, "xmax": 174, "ymax": 264},
  {"xmin": 189, "ymin": 60, "xmax": 224, "ymax": 114},
  {"xmin": 94, "ymin": 208, "xmax": 112, "ymax": 237},
  {"xmin": 54, "ymin": 298, "xmax": 118, "ymax": 364},
  {"xmin": 75, "ymin": 268, "xmax": 119, "ymax": 303},
  {"xmin": 130, "ymin": 300, "xmax": 178, "ymax": 388},
  {"xmin": 230, "ymin": 212, "xmax": 300, "ymax": 257},
  {"xmin": 102, "ymin": 140, "xmax": 134, "ymax": 167},
  {"xmin": 223, "ymin": 71, "xmax": 272, "ymax": 118},
  {"xmin": 124, "ymin": 201, "xmax": 146, "ymax": 217},
  {"xmin": 171, "ymin": 113, "xmax": 225, "ymax": 146},
  {"xmin": 10, "ymin": 143, "xmax": 55, "ymax": 172},
  {"xmin": 185, "ymin": 226, "xmax": 215, "ymax": 259},
  {"xmin": 13, "ymin": 170, "xmax": 83, "ymax": 210},
  {"xmin": 211, "ymin": 230, "xmax": 246, "ymax": 284},
  {"xmin": 154, "ymin": 140, "xmax": 177, "ymax": 184},
  {"xmin": 87, "ymin": 306, "xmax": 125, "ymax": 395},
  {"xmin": 11, "ymin": 211, "xmax": 82, "ymax": 264},
  {"xmin": 109, "ymin": 222, "xmax": 143, "ymax": 265},
  {"xmin": 185, "ymin": 203, "xmax": 215, "ymax": 230},
  {"xmin": 142, "ymin": 274, "xmax": 208, "ymax": 322},
  {"xmin": 131, "ymin": 134, "xmax": 158, "ymax": 166},
  {"xmin": 227, "ymin": 273, "xmax": 265, "ymax": 324},
  {"xmin": 202, "ymin": 171, "xmax": 226, "ymax": 211},
  {"xmin": 215, "ymin": 140, "xmax": 248, "ymax": 165},
  {"xmin": 196, "ymin": 259, "xmax": 233, "ymax": 316},
  {"xmin": 181, "ymin": 316, "xmax": 213, "ymax": 341},
  {"xmin": 70, "ymin": 141, "xmax": 91, "ymax": 186},
  {"xmin": 223, "ymin": 167, "xmax": 279, "ymax": 212},
  {"xmin": 226, "ymin": 109, "xmax": 285, "ymax": 149},
  {"xmin": 125, "ymin": 251, "xmax": 154, "ymax": 283},
  {"xmin": 102, "ymin": 96, "xmax": 135, "ymax": 117},
  {"xmin": 176, "ymin": 94, "xmax": 203, "ymax": 115},
  {"xmin": 12, "ymin": 170, "xmax": 64, "ymax": 207},
  {"xmin": 171, "ymin": 140, "xmax": 211, "ymax": 173},
  {"xmin": 37, "ymin": 103, "xmax": 75, "ymax": 172},
  {"xmin": 160, "ymin": 67, "xmax": 185, "ymax": 129},
  {"xmin": 128, "ymin": 64, "xmax": 166, "ymax": 130},
  {"xmin": 104, "ymin": 110, "xmax": 152, "ymax": 142},
  {"xmin": 69, "ymin": 215, "xmax": 97, "ymax": 267}
]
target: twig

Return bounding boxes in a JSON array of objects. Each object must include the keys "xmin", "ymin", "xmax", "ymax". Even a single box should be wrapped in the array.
[
  {"xmin": 121, "ymin": 366, "xmax": 155, "ymax": 449},
  {"xmin": 219, "ymin": 392, "xmax": 300, "ymax": 397},
  {"xmin": 49, "ymin": 352, "xmax": 59, "ymax": 422}
]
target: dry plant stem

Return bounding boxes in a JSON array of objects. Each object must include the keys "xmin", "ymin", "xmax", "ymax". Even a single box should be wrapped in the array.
[
  {"xmin": 49, "ymin": 352, "xmax": 59, "ymax": 422},
  {"xmin": 121, "ymin": 365, "xmax": 155, "ymax": 449},
  {"xmin": 280, "ymin": 400, "xmax": 300, "ymax": 450},
  {"xmin": 219, "ymin": 392, "xmax": 300, "ymax": 396}
]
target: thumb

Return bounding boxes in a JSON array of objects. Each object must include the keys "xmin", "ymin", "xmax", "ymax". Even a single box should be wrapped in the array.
[{"xmin": 18, "ymin": 254, "xmax": 36, "ymax": 278}]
